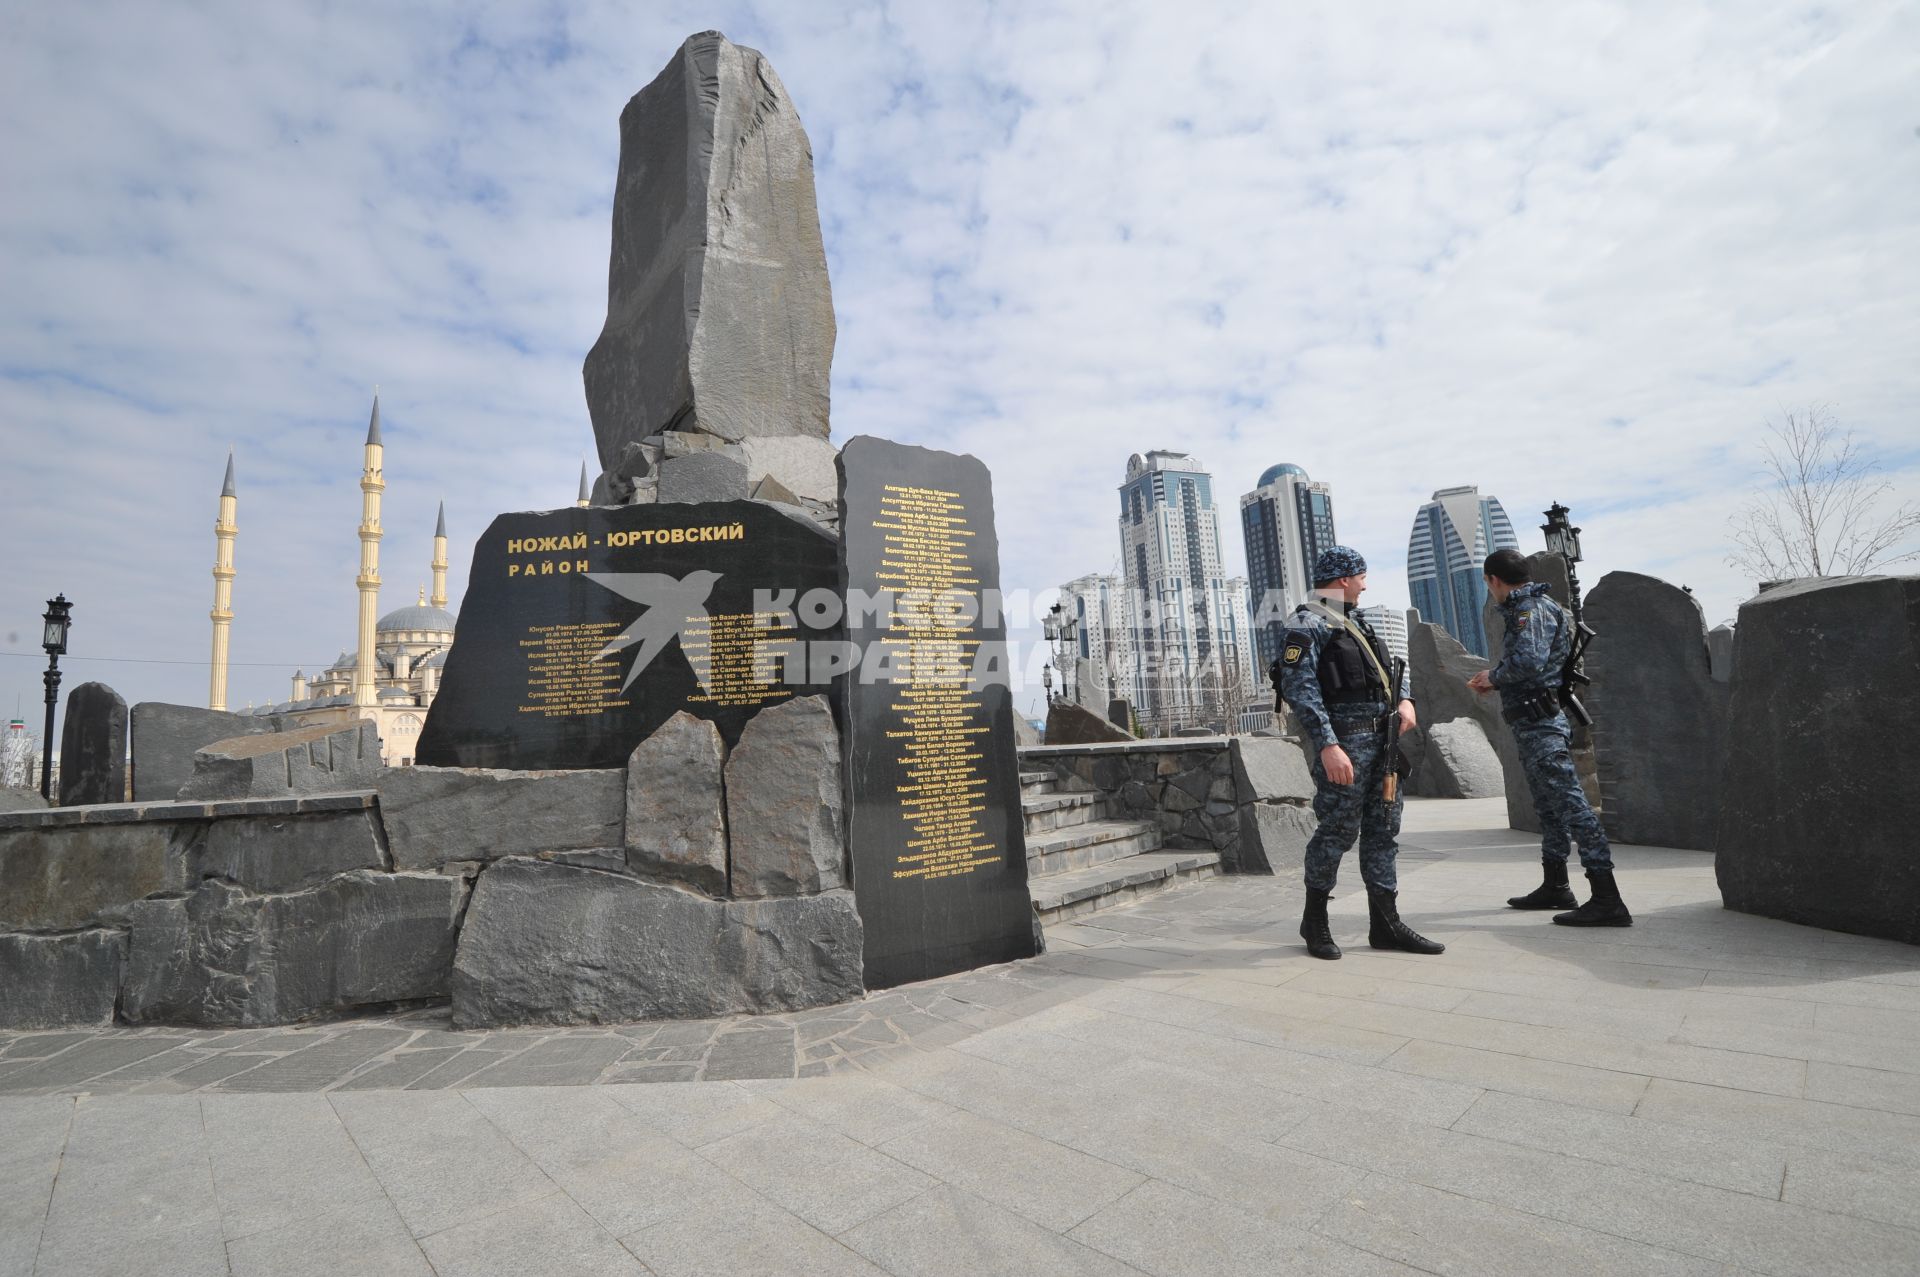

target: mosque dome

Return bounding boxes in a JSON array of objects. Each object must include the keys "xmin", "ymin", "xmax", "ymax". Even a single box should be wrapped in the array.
[
  {"xmin": 376, "ymin": 603, "xmax": 457, "ymax": 635},
  {"xmin": 1258, "ymin": 463, "xmax": 1309, "ymax": 487}
]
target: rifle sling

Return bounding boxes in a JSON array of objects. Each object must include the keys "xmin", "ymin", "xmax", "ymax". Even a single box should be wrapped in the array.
[{"xmin": 1302, "ymin": 602, "xmax": 1400, "ymax": 706}]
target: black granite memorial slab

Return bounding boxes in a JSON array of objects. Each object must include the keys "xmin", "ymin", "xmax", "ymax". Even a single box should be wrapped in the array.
[
  {"xmin": 417, "ymin": 501, "xmax": 840, "ymax": 770},
  {"xmin": 58, "ymin": 682, "xmax": 128, "ymax": 806},
  {"xmin": 837, "ymin": 435, "xmax": 1038, "ymax": 989}
]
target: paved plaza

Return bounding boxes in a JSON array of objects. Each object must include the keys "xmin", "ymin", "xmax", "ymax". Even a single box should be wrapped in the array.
[{"xmin": 3, "ymin": 797, "xmax": 1918, "ymax": 1276}]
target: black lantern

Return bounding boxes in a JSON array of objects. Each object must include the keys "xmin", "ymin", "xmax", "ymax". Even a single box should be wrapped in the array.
[
  {"xmin": 39, "ymin": 594, "xmax": 72, "ymax": 799},
  {"xmin": 1042, "ymin": 662, "xmax": 1054, "ymax": 703},
  {"xmin": 1541, "ymin": 502, "xmax": 1583, "ymax": 564},
  {"xmin": 42, "ymin": 594, "xmax": 72, "ymax": 656}
]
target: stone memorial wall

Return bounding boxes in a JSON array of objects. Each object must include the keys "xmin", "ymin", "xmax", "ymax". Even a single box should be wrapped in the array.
[{"xmin": 838, "ymin": 436, "xmax": 1038, "ymax": 988}]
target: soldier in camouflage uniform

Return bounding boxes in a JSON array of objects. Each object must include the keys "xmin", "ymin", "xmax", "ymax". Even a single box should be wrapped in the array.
[
  {"xmin": 1468, "ymin": 548, "xmax": 1631, "ymax": 926},
  {"xmin": 1274, "ymin": 546, "xmax": 1445, "ymax": 960}
]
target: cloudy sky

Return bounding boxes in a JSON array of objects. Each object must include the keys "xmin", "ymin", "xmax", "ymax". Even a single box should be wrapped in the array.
[{"xmin": 3, "ymin": 0, "xmax": 1916, "ymax": 738}]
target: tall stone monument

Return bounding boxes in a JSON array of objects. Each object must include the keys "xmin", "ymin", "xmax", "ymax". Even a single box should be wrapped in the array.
[
  {"xmin": 583, "ymin": 31, "xmax": 836, "ymax": 506},
  {"xmin": 1583, "ymin": 571, "xmax": 1729, "ymax": 850},
  {"xmin": 57, "ymin": 682, "xmax": 127, "ymax": 806}
]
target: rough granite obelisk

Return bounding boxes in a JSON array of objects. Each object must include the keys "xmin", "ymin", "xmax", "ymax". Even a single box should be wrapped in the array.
[{"xmin": 584, "ymin": 30, "xmax": 835, "ymax": 504}]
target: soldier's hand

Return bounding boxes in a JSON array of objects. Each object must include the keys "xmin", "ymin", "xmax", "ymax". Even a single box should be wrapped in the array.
[
  {"xmin": 1397, "ymin": 700, "xmax": 1416, "ymax": 733},
  {"xmin": 1467, "ymin": 671, "xmax": 1494, "ymax": 693},
  {"xmin": 1320, "ymin": 744, "xmax": 1354, "ymax": 786}
]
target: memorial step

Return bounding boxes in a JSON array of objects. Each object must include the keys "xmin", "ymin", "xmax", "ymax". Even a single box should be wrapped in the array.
[
  {"xmin": 1021, "ymin": 790, "xmax": 1106, "ymax": 835},
  {"xmin": 1025, "ymin": 819, "xmax": 1162, "ymax": 877},
  {"xmin": 1029, "ymin": 851, "xmax": 1222, "ymax": 922},
  {"xmin": 1019, "ymin": 770, "xmax": 1057, "ymax": 796}
]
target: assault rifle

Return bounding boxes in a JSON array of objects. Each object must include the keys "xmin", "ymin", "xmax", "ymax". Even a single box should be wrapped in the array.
[
  {"xmin": 1559, "ymin": 622, "xmax": 1596, "ymax": 727},
  {"xmin": 1382, "ymin": 655, "xmax": 1409, "ymax": 802}
]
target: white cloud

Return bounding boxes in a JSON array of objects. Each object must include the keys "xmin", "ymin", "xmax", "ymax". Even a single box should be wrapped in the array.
[{"xmin": 2, "ymin": 0, "xmax": 1915, "ymax": 733}]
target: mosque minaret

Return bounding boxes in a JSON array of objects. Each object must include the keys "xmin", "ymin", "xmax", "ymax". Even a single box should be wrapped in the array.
[
  {"xmin": 208, "ymin": 451, "xmax": 237, "ymax": 712},
  {"xmin": 353, "ymin": 395, "xmax": 385, "ymax": 710},
  {"xmin": 431, "ymin": 500, "xmax": 449, "ymax": 610}
]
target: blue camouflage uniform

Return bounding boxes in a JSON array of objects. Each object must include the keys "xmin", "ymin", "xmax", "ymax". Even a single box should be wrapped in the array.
[
  {"xmin": 1276, "ymin": 602, "xmax": 1411, "ymax": 894},
  {"xmin": 1489, "ymin": 582, "xmax": 1613, "ymax": 871}
]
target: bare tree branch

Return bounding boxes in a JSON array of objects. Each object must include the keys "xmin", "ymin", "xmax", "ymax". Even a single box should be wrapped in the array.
[{"xmin": 1726, "ymin": 405, "xmax": 1920, "ymax": 586}]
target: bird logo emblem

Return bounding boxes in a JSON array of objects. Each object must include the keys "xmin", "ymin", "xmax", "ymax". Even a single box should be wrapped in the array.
[{"xmin": 583, "ymin": 570, "xmax": 724, "ymax": 693}]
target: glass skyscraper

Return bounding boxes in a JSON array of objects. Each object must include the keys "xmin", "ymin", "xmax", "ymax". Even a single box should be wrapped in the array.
[
  {"xmin": 1406, "ymin": 485, "xmax": 1520, "ymax": 657},
  {"xmin": 1239, "ymin": 463, "xmax": 1336, "ymax": 672}
]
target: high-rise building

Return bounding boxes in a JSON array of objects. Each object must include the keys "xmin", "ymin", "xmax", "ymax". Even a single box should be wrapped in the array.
[
  {"xmin": 1406, "ymin": 485, "xmax": 1519, "ymax": 657},
  {"xmin": 1117, "ymin": 451, "xmax": 1256, "ymax": 729},
  {"xmin": 1056, "ymin": 572, "xmax": 1135, "ymax": 709},
  {"xmin": 1355, "ymin": 605, "xmax": 1409, "ymax": 668},
  {"xmin": 1239, "ymin": 463, "xmax": 1336, "ymax": 672}
]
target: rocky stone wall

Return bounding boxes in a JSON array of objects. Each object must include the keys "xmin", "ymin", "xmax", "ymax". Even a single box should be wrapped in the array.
[
  {"xmin": 1, "ymin": 697, "xmax": 865, "ymax": 1029},
  {"xmin": 1715, "ymin": 574, "xmax": 1920, "ymax": 943},
  {"xmin": 1020, "ymin": 735, "xmax": 1316, "ymax": 876}
]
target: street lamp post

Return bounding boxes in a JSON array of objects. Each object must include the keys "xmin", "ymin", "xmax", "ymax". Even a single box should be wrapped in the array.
[
  {"xmin": 40, "ymin": 594, "xmax": 72, "ymax": 800},
  {"xmin": 1540, "ymin": 503, "xmax": 1585, "ymax": 628},
  {"xmin": 1041, "ymin": 662, "xmax": 1054, "ymax": 705}
]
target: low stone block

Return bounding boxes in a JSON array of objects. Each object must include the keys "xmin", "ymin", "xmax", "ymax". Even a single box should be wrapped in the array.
[
  {"xmin": 451, "ymin": 858, "xmax": 863, "ymax": 1027},
  {"xmin": 58, "ymin": 681, "xmax": 128, "ymax": 806},
  {"xmin": 1230, "ymin": 736, "xmax": 1315, "ymax": 802},
  {"xmin": 376, "ymin": 766, "xmax": 625, "ymax": 870},
  {"xmin": 130, "ymin": 702, "xmax": 281, "ymax": 801},
  {"xmin": 0, "ymin": 788, "xmax": 49, "ymax": 813},
  {"xmin": 656, "ymin": 451, "xmax": 750, "ymax": 504},
  {"xmin": 0, "ymin": 929, "xmax": 125, "ymax": 1028},
  {"xmin": 739, "ymin": 435, "xmax": 838, "ymax": 504},
  {"xmin": 1236, "ymin": 803, "xmax": 1314, "ymax": 876},
  {"xmin": 1422, "ymin": 719, "xmax": 1505, "ymax": 799},
  {"xmin": 1044, "ymin": 701, "xmax": 1132, "ymax": 745},
  {"xmin": 626, "ymin": 711, "xmax": 728, "ymax": 896},
  {"xmin": 176, "ymin": 809, "xmax": 388, "ymax": 894},
  {"xmin": 177, "ymin": 720, "xmax": 380, "ymax": 801},
  {"xmin": 726, "ymin": 696, "xmax": 843, "ymax": 897},
  {"xmin": 121, "ymin": 870, "xmax": 466, "ymax": 1026},
  {"xmin": 0, "ymin": 821, "xmax": 185, "ymax": 931}
]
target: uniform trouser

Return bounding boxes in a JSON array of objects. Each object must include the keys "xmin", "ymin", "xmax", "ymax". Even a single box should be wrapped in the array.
[
  {"xmin": 1512, "ymin": 714, "xmax": 1613, "ymax": 871},
  {"xmin": 1303, "ymin": 717, "xmax": 1402, "ymax": 893}
]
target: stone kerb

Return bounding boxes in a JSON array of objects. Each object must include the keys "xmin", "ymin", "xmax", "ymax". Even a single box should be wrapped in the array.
[
  {"xmin": 1583, "ymin": 571, "xmax": 1729, "ymax": 851},
  {"xmin": 1715, "ymin": 574, "xmax": 1920, "ymax": 943}
]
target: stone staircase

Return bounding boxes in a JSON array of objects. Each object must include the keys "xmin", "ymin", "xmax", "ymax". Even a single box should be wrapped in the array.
[{"xmin": 1020, "ymin": 769, "xmax": 1221, "ymax": 923}]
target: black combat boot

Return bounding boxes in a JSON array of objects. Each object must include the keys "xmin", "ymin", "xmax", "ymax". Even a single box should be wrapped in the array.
[
  {"xmin": 1299, "ymin": 889, "xmax": 1341, "ymax": 960},
  {"xmin": 1366, "ymin": 887, "xmax": 1446, "ymax": 954},
  {"xmin": 1552, "ymin": 868, "xmax": 1633, "ymax": 927},
  {"xmin": 1507, "ymin": 857, "xmax": 1577, "ymax": 910}
]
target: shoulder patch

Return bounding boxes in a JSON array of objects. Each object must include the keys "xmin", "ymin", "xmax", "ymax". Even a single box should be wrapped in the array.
[
  {"xmin": 1282, "ymin": 642, "xmax": 1305, "ymax": 666},
  {"xmin": 1518, "ymin": 611, "xmax": 1532, "ymax": 621}
]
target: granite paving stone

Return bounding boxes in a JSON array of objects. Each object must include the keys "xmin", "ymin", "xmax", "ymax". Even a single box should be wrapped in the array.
[
  {"xmin": 1068, "ymin": 1178, "xmax": 1421, "ymax": 1277},
  {"xmin": 618, "ymin": 1175, "xmax": 890, "ymax": 1277},
  {"xmin": 328, "ymin": 1090, "xmax": 558, "ymax": 1239},
  {"xmin": 202, "ymin": 1093, "xmax": 392, "ymax": 1240},
  {"xmin": 417, "ymin": 1191, "xmax": 648, "ymax": 1277},
  {"xmin": 224, "ymin": 1201, "xmax": 433, "ymax": 1277},
  {"xmin": 842, "ymin": 1184, "xmax": 1150, "ymax": 1277},
  {"xmin": 877, "ymin": 1109, "xmax": 1147, "ymax": 1232},
  {"xmin": 698, "ymin": 1111, "xmax": 938, "ymax": 1234}
]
